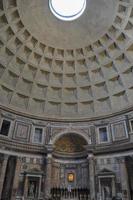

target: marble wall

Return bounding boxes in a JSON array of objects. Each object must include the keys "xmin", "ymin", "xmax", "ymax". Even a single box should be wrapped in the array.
[
  {"xmin": 51, "ymin": 159, "xmax": 89, "ymax": 188},
  {"xmin": 0, "ymin": 108, "xmax": 133, "ymax": 199}
]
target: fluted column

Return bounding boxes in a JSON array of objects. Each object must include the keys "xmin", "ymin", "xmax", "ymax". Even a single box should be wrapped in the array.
[
  {"xmin": 120, "ymin": 158, "xmax": 130, "ymax": 200},
  {"xmin": 11, "ymin": 157, "xmax": 21, "ymax": 200},
  {"xmin": 88, "ymin": 154, "xmax": 95, "ymax": 200},
  {"xmin": 0, "ymin": 154, "xmax": 9, "ymax": 199},
  {"xmin": 112, "ymin": 177, "xmax": 116, "ymax": 197},
  {"xmin": 45, "ymin": 145, "xmax": 53, "ymax": 199},
  {"xmin": 23, "ymin": 174, "xmax": 28, "ymax": 198}
]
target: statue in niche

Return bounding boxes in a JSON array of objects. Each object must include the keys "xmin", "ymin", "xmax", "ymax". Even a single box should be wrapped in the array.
[
  {"xmin": 103, "ymin": 186, "xmax": 111, "ymax": 200},
  {"xmin": 28, "ymin": 181, "xmax": 35, "ymax": 197}
]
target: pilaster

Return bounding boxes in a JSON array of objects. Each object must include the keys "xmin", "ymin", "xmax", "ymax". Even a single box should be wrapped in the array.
[
  {"xmin": 88, "ymin": 154, "xmax": 95, "ymax": 200},
  {"xmin": 11, "ymin": 157, "xmax": 22, "ymax": 200},
  {"xmin": 120, "ymin": 158, "xmax": 131, "ymax": 200},
  {"xmin": 44, "ymin": 145, "xmax": 53, "ymax": 199},
  {"xmin": 0, "ymin": 154, "xmax": 9, "ymax": 199}
]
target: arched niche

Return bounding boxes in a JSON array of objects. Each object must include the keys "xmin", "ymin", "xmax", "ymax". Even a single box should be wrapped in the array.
[
  {"xmin": 51, "ymin": 133, "xmax": 89, "ymax": 189},
  {"xmin": 53, "ymin": 133, "xmax": 88, "ymax": 155}
]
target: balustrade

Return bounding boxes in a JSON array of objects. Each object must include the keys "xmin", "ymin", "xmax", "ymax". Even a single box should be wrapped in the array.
[{"xmin": 50, "ymin": 188, "xmax": 90, "ymax": 200}]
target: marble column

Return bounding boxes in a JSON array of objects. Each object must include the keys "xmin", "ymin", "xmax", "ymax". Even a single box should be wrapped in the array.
[
  {"xmin": 88, "ymin": 154, "xmax": 96, "ymax": 200},
  {"xmin": 11, "ymin": 157, "xmax": 22, "ymax": 200},
  {"xmin": 0, "ymin": 154, "xmax": 9, "ymax": 199},
  {"xmin": 45, "ymin": 151, "xmax": 53, "ymax": 199},
  {"xmin": 23, "ymin": 174, "xmax": 28, "ymax": 198},
  {"xmin": 112, "ymin": 177, "xmax": 116, "ymax": 197},
  {"xmin": 120, "ymin": 158, "xmax": 130, "ymax": 200}
]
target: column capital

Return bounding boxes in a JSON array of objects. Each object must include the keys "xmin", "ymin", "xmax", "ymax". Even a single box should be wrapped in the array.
[
  {"xmin": 46, "ymin": 144, "xmax": 53, "ymax": 154},
  {"xmin": 4, "ymin": 154, "xmax": 9, "ymax": 160},
  {"xmin": 87, "ymin": 153, "xmax": 95, "ymax": 160},
  {"xmin": 47, "ymin": 153, "xmax": 52, "ymax": 159},
  {"xmin": 16, "ymin": 156, "xmax": 23, "ymax": 162}
]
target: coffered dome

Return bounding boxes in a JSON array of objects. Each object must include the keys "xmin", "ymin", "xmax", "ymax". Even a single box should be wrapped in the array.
[{"xmin": 0, "ymin": 0, "xmax": 133, "ymax": 120}]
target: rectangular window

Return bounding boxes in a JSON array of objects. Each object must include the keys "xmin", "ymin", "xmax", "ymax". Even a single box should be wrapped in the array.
[
  {"xmin": 33, "ymin": 128, "xmax": 43, "ymax": 144},
  {"xmin": 99, "ymin": 127, "xmax": 109, "ymax": 143},
  {"xmin": 0, "ymin": 120, "xmax": 11, "ymax": 136}
]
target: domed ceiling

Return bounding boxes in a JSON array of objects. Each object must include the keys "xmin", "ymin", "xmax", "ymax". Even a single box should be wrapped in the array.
[{"xmin": 0, "ymin": 0, "xmax": 133, "ymax": 120}]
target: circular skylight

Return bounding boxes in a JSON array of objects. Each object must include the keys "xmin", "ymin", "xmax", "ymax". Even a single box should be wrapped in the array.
[{"xmin": 49, "ymin": 0, "xmax": 86, "ymax": 21}]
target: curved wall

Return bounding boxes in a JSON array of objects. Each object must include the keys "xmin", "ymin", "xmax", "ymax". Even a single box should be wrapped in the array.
[
  {"xmin": 0, "ymin": 107, "xmax": 133, "ymax": 156},
  {"xmin": 0, "ymin": 108, "xmax": 133, "ymax": 199}
]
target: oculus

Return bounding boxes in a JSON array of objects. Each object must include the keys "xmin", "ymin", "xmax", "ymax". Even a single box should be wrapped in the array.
[{"xmin": 49, "ymin": 0, "xmax": 86, "ymax": 21}]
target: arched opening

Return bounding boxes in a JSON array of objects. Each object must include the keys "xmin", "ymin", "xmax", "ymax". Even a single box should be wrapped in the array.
[
  {"xmin": 50, "ymin": 133, "xmax": 90, "ymax": 199},
  {"xmin": 54, "ymin": 133, "xmax": 88, "ymax": 155}
]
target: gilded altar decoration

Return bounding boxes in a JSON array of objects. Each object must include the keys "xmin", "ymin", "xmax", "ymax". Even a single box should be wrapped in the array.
[{"xmin": 68, "ymin": 173, "xmax": 74, "ymax": 182}]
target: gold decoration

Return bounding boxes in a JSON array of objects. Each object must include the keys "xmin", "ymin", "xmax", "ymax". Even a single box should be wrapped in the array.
[{"xmin": 68, "ymin": 173, "xmax": 74, "ymax": 182}]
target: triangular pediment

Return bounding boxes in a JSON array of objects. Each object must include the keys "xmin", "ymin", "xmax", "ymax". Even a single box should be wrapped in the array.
[{"xmin": 97, "ymin": 168, "xmax": 115, "ymax": 176}]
